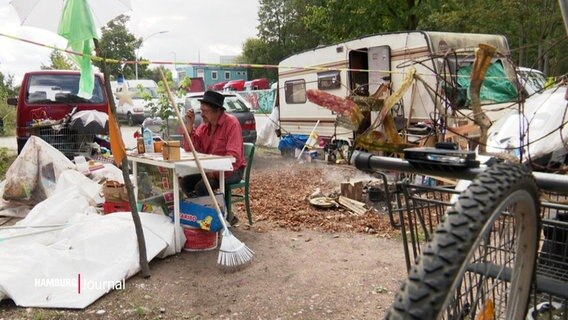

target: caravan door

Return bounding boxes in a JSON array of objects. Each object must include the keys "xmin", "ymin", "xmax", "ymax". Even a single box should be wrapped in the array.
[
  {"xmin": 348, "ymin": 45, "xmax": 391, "ymax": 96},
  {"xmin": 367, "ymin": 46, "xmax": 391, "ymax": 95}
]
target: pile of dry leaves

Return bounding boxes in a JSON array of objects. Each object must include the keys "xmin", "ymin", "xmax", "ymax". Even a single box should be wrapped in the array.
[{"xmin": 234, "ymin": 150, "xmax": 399, "ymax": 237}]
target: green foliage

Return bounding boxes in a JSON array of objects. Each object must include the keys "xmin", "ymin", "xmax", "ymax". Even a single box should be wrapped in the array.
[
  {"xmin": 0, "ymin": 72, "xmax": 17, "ymax": 100},
  {"xmin": 242, "ymin": 0, "xmax": 567, "ymax": 77},
  {"xmin": 237, "ymin": 0, "xmax": 323, "ymax": 81},
  {"xmin": 94, "ymin": 15, "xmax": 139, "ymax": 79},
  {"xmin": 416, "ymin": 0, "xmax": 566, "ymax": 76},
  {"xmin": 239, "ymin": 0, "xmax": 428, "ymax": 77},
  {"xmin": 0, "ymin": 148, "xmax": 17, "ymax": 181},
  {"xmin": 302, "ymin": 0, "xmax": 425, "ymax": 43},
  {"xmin": 145, "ymin": 68, "xmax": 188, "ymax": 138},
  {"xmin": 0, "ymin": 103, "xmax": 16, "ymax": 136},
  {"xmin": 145, "ymin": 67, "xmax": 170, "ymax": 84},
  {"xmin": 0, "ymin": 71, "xmax": 17, "ymax": 136},
  {"xmin": 41, "ymin": 49, "xmax": 77, "ymax": 70}
]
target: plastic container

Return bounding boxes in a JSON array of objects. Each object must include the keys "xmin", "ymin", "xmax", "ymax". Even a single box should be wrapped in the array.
[
  {"xmin": 74, "ymin": 156, "xmax": 88, "ymax": 173},
  {"xmin": 182, "ymin": 226, "xmax": 218, "ymax": 251},
  {"xmin": 142, "ymin": 128, "xmax": 154, "ymax": 153},
  {"xmin": 103, "ymin": 201, "xmax": 131, "ymax": 214},
  {"xmin": 136, "ymin": 138, "xmax": 145, "ymax": 154}
]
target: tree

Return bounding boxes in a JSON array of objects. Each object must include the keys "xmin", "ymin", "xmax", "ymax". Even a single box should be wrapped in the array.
[
  {"xmin": 243, "ymin": 0, "xmax": 567, "ymax": 77},
  {"xmin": 41, "ymin": 49, "xmax": 77, "ymax": 70},
  {"xmin": 93, "ymin": 15, "xmax": 139, "ymax": 79},
  {"xmin": 237, "ymin": 38, "xmax": 278, "ymax": 81},
  {"xmin": 241, "ymin": 0, "xmax": 430, "ymax": 76},
  {"xmin": 0, "ymin": 72, "xmax": 17, "ymax": 101},
  {"xmin": 238, "ymin": 0, "xmax": 322, "ymax": 80},
  {"xmin": 301, "ymin": 0, "xmax": 430, "ymax": 44},
  {"xmin": 419, "ymin": 0, "xmax": 566, "ymax": 76},
  {"xmin": 0, "ymin": 71, "xmax": 17, "ymax": 136}
]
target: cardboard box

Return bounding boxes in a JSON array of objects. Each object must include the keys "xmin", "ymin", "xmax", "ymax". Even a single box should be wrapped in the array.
[
  {"xmin": 103, "ymin": 180, "xmax": 128, "ymax": 202},
  {"xmin": 162, "ymin": 140, "xmax": 180, "ymax": 161},
  {"xmin": 178, "ymin": 193, "xmax": 226, "ymax": 232}
]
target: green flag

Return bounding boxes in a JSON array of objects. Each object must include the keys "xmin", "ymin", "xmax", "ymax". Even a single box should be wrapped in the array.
[{"xmin": 58, "ymin": 0, "xmax": 98, "ymax": 99}]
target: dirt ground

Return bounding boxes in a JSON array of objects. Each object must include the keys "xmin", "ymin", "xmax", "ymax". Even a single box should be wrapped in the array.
[{"xmin": 0, "ymin": 148, "xmax": 407, "ymax": 320}]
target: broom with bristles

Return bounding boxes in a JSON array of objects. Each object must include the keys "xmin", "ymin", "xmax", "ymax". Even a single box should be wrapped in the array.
[{"xmin": 159, "ymin": 69, "xmax": 254, "ymax": 267}]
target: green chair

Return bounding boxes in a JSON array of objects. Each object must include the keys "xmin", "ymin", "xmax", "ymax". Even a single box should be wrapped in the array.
[{"xmin": 225, "ymin": 143, "xmax": 255, "ymax": 225}]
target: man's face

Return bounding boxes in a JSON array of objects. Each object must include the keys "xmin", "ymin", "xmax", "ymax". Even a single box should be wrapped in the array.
[{"xmin": 200, "ymin": 103, "xmax": 221, "ymax": 124}]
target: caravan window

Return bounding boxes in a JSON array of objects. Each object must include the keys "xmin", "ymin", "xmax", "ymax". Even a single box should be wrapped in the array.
[
  {"xmin": 317, "ymin": 71, "xmax": 341, "ymax": 90},
  {"xmin": 284, "ymin": 79, "xmax": 306, "ymax": 104}
]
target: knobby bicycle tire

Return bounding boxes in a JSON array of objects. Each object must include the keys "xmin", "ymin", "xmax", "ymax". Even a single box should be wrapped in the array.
[{"xmin": 386, "ymin": 163, "xmax": 540, "ymax": 320}]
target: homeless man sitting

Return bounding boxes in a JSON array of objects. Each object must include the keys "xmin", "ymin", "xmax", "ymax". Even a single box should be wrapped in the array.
[{"xmin": 180, "ymin": 90, "xmax": 246, "ymax": 197}]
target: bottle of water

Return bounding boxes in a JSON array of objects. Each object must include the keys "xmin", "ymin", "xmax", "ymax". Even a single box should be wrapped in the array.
[{"xmin": 143, "ymin": 128, "xmax": 154, "ymax": 153}]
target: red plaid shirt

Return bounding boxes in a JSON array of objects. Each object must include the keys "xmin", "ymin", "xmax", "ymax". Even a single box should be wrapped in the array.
[{"xmin": 183, "ymin": 112, "xmax": 245, "ymax": 178}]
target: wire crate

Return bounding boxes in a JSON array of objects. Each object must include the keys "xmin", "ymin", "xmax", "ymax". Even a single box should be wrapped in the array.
[
  {"xmin": 30, "ymin": 126, "xmax": 94, "ymax": 158},
  {"xmin": 395, "ymin": 179, "xmax": 568, "ymax": 318},
  {"xmin": 393, "ymin": 179, "xmax": 461, "ymax": 272},
  {"xmin": 531, "ymin": 194, "xmax": 568, "ymax": 319}
]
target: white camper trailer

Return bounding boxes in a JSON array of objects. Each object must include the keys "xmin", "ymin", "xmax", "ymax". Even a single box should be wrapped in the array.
[{"xmin": 277, "ymin": 31, "xmax": 519, "ymax": 147}]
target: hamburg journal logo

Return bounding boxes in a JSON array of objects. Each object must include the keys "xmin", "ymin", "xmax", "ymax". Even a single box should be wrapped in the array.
[{"xmin": 34, "ymin": 274, "xmax": 125, "ymax": 294}]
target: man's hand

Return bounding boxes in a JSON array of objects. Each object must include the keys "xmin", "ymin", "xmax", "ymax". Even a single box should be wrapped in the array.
[{"xmin": 185, "ymin": 108, "xmax": 195, "ymax": 130}]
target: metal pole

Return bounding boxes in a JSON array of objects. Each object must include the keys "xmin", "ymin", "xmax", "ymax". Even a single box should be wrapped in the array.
[
  {"xmin": 135, "ymin": 49, "xmax": 139, "ymax": 80},
  {"xmin": 560, "ymin": 0, "xmax": 568, "ymax": 35},
  {"xmin": 351, "ymin": 151, "xmax": 568, "ymax": 194}
]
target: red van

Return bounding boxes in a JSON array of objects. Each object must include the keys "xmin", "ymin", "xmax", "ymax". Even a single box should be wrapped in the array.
[
  {"xmin": 208, "ymin": 81, "xmax": 229, "ymax": 91},
  {"xmin": 244, "ymin": 78, "xmax": 270, "ymax": 90},
  {"xmin": 223, "ymin": 79, "xmax": 245, "ymax": 91},
  {"xmin": 7, "ymin": 70, "xmax": 109, "ymax": 154}
]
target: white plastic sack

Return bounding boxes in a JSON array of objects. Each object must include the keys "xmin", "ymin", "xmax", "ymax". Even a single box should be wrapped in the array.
[
  {"xmin": 256, "ymin": 107, "xmax": 280, "ymax": 148},
  {"xmin": 0, "ymin": 212, "xmax": 176, "ymax": 308},
  {"xmin": 55, "ymin": 170, "xmax": 103, "ymax": 205},
  {"xmin": 3, "ymin": 136, "xmax": 74, "ymax": 201},
  {"xmin": 89, "ymin": 163, "xmax": 125, "ymax": 184},
  {"xmin": 0, "ymin": 182, "xmax": 177, "ymax": 308},
  {"xmin": 487, "ymin": 86, "xmax": 568, "ymax": 161}
]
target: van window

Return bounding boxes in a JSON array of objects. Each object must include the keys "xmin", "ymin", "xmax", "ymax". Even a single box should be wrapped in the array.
[
  {"xmin": 317, "ymin": 71, "xmax": 341, "ymax": 90},
  {"xmin": 284, "ymin": 80, "xmax": 306, "ymax": 104},
  {"xmin": 128, "ymin": 86, "xmax": 158, "ymax": 99},
  {"xmin": 27, "ymin": 74, "xmax": 106, "ymax": 104}
]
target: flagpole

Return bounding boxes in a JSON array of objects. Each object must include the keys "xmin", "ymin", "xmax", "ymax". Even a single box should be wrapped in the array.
[
  {"xmin": 95, "ymin": 39, "xmax": 151, "ymax": 278},
  {"xmin": 297, "ymin": 120, "xmax": 320, "ymax": 160}
]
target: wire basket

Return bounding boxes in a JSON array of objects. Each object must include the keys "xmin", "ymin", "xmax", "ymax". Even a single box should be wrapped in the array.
[
  {"xmin": 394, "ymin": 178, "xmax": 568, "ymax": 318},
  {"xmin": 394, "ymin": 180, "xmax": 460, "ymax": 272},
  {"xmin": 30, "ymin": 126, "xmax": 94, "ymax": 158}
]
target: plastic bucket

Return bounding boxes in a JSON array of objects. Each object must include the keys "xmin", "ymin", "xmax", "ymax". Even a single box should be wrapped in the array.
[{"xmin": 182, "ymin": 226, "xmax": 218, "ymax": 252}]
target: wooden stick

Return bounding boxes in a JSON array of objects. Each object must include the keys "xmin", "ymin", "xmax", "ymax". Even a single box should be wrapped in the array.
[
  {"xmin": 96, "ymin": 39, "xmax": 150, "ymax": 278},
  {"xmin": 158, "ymin": 69, "xmax": 229, "ymax": 231}
]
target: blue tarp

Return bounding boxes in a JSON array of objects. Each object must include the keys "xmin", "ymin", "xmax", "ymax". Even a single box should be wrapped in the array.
[{"xmin": 278, "ymin": 134, "xmax": 308, "ymax": 151}]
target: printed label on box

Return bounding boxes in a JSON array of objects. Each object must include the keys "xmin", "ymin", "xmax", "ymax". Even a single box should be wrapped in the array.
[
  {"xmin": 177, "ymin": 194, "xmax": 226, "ymax": 232},
  {"xmin": 163, "ymin": 191, "xmax": 174, "ymax": 203}
]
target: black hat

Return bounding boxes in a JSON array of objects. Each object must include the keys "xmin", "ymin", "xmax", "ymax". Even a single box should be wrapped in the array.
[{"xmin": 198, "ymin": 90, "xmax": 225, "ymax": 110}]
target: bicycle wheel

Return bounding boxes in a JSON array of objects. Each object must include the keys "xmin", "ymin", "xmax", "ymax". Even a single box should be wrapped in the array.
[{"xmin": 386, "ymin": 162, "xmax": 540, "ymax": 320}]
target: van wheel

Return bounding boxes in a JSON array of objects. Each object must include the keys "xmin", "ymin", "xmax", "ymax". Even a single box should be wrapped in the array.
[{"xmin": 127, "ymin": 113, "xmax": 134, "ymax": 126}]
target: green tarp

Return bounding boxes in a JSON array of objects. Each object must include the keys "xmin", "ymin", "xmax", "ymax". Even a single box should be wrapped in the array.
[{"xmin": 457, "ymin": 62, "xmax": 518, "ymax": 104}]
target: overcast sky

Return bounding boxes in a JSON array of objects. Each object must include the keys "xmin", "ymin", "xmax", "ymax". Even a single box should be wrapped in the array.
[{"xmin": 0, "ymin": 0, "xmax": 260, "ymax": 83}]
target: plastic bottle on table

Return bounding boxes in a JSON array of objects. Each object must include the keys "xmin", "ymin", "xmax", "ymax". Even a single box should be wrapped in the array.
[{"xmin": 143, "ymin": 128, "xmax": 154, "ymax": 153}]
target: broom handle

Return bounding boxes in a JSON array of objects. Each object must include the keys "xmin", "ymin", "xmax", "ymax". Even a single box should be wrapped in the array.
[{"xmin": 159, "ymin": 70, "xmax": 229, "ymax": 231}]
